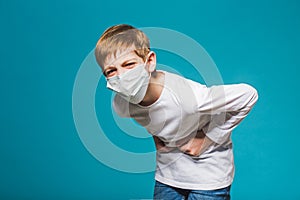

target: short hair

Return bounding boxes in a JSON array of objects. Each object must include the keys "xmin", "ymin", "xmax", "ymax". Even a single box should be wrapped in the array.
[{"xmin": 95, "ymin": 24, "xmax": 150, "ymax": 69}]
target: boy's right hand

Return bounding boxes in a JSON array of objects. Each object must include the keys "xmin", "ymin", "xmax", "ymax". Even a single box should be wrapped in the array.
[
  {"xmin": 178, "ymin": 130, "xmax": 214, "ymax": 157},
  {"xmin": 153, "ymin": 130, "xmax": 214, "ymax": 156}
]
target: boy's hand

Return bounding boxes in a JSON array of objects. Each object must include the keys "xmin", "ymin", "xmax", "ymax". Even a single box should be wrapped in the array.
[
  {"xmin": 153, "ymin": 130, "xmax": 214, "ymax": 156},
  {"xmin": 153, "ymin": 136, "xmax": 174, "ymax": 153},
  {"xmin": 178, "ymin": 130, "xmax": 214, "ymax": 157}
]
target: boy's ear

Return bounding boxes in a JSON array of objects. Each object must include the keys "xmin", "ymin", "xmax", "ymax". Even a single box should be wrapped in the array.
[{"xmin": 146, "ymin": 51, "xmax": 156, "ymax": 73}]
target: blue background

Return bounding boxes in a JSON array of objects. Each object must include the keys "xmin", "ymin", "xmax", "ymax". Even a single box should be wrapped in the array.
[{"xmin": 1, "ymin": 0, "xmax": 300, "ymax": 199}]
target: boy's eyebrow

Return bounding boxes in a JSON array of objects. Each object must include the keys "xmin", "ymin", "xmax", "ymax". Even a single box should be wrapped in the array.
[
  {"xmin": 103, "ymin": 65, "xmax": 115, "ymax": 71},
  {"xmin": 103, "ymin": 58, "xmax": 137, "ymax": 73},
  {"xmin": 103, "ymin": 52, "xmax": 139, "ymax": 69}
]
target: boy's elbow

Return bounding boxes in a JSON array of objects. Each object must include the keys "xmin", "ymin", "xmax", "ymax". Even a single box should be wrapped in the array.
[
  {"xmin": 241, "ymin": 83, "xmax": 259, "ymax": 106},
  {"xmin": 253, "ymin": 87, "xmax": 259, "ymax": 103}
]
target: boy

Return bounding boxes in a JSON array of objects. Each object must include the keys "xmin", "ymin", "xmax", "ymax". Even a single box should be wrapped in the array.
[{"xmin": 95, "ymin": 24, "xmax": 258, "ymax": 199}]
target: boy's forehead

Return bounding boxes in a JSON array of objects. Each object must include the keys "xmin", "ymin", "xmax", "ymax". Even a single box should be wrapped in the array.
[{"xmin": 103, "ymin": 47, "xmax": 140, "ymax": 68}]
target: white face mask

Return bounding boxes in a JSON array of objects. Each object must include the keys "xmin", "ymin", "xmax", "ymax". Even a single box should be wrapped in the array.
[{"xmin": 106, "ymin": 60, "xmax": 150, "ymax": 104}]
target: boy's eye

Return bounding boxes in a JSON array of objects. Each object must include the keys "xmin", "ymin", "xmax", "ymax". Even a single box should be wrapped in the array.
[
  {"xmin": 106, "ymin": 69, "xmax": 116, "ymax": 77},
  {"xmin": 124, "ymin": 62, "xmax": 136, "ymax": 67}
]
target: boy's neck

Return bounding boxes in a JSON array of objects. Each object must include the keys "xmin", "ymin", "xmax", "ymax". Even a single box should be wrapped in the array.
[{"xmin": 139, "ymin": 71, "xmax": 165, "ymax": 107}]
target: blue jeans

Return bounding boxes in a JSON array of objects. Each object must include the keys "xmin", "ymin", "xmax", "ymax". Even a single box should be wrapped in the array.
[{"xmin": 153, "ymin": 181, "xmax": 231, "ymax": 200}]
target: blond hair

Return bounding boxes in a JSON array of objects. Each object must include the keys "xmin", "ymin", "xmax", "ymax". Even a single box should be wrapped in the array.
[{"xmin": 95, "ymin": 24, "xmax": 150, "ymax": 68}]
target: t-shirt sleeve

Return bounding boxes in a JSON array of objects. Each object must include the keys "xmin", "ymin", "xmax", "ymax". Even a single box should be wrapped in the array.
[
  {"xmin": 189, "ymin": 81, "xmax": 259, "ymax": 144},
  {"xmin": 112, "ymin": 94, "xmax": 131, "ymax": 118}
]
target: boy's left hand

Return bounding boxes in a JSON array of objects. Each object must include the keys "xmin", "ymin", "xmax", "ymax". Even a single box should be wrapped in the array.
[{"xmin": 153, "ymin": 136, "xmax": 175, "ymax": 153}]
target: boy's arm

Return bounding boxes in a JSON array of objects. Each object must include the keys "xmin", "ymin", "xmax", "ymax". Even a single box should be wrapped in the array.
[
  {"xmin": 153, "ymin": 83, "xmax": 258, "ymax": 155},
  {"xmin": 196, "ymin": 83, "xmax": 258, "ymax": 144}
]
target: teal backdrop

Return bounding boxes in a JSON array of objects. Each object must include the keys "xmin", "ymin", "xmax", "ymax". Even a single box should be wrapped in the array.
[{"xmin": 1, "ymin": 0, "xmax": 300, "ymax": 199}]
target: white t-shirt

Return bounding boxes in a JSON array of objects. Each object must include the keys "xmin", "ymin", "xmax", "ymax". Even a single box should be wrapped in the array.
[{"xmin": 113, "ymin": 71, "xmax": 258, "ymax": 190}]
